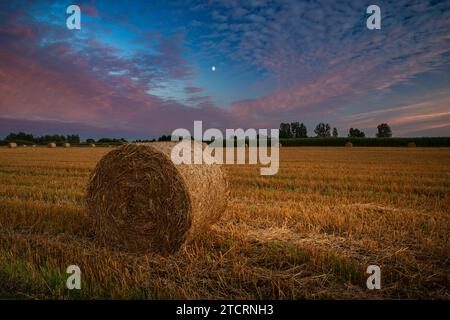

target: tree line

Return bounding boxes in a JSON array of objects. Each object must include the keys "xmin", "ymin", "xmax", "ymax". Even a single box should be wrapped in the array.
[
  {"xmin": 279, "ymin": 122, "xmax": 392, "ymax": 138},
  {"xmin": 3, "ymin": 132, "xmax": 196, "ymax": 145},
  {"xmin": 3, "ymin": 124, "xmax": 394, "ymax": 146},
  {"xmin": 3, "ymin": 132, "xmax": 128, "ymax": 145}
]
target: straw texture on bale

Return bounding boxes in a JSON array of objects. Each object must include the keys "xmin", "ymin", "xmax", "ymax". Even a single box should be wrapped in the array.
[
  {"xmin": 8, "ymin": 142, "xmax": 17, "ymax": 148},
  {"xmin": 345, "ymin": 142, "xmax": 353, "ymax": 147},
  {"xmin": 86, "ymin": 141, "xmax": 229, "ymax": 255},
  {"xmin": 408, "ymin": 142, "xmax": 416, "ymax": 148},
  {"xmin": 47, "ymin": 143, "xmax": 56, "ymax": 148}
]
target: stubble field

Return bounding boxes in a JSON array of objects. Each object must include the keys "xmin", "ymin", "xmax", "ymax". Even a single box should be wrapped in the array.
[{"xmin": 0, "ymin": 146, "xmax": 449, "ymax": 299}]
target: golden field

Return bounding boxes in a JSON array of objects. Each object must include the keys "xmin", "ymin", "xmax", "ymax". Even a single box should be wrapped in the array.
[{"xmin": 0, "ymin": 146, "xmax": 449, "ymax": 299}]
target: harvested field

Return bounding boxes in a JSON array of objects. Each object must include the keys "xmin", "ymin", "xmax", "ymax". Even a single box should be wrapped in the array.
[{"xmin": 0, "ymin": 147, "xmax": 449, "ymax": 299}]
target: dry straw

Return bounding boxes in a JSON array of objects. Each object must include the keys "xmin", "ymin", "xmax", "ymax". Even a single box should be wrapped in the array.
[
  {"xmin": 8, "ymin": 142, "xmax": 17, "ymax": 148},
  {"xmin": 47, "ymin": 143, "xmax": 56, "ymax": 148},
  {"xmin": 86, "ymin": 141, "xmax": 229, "ymax": 255},
  {"xmin": 345, "ymin": 142, "xmax": 353, "ymax": 147}
]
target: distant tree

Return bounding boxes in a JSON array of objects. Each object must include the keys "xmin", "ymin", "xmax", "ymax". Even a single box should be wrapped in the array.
[
  {"xmin": 291, "ymin": 122, "xmax": 308, "ymax": 138},
  {"xmin": 158, "ymin": 135, "xmax": 171, "ymax": 141},
  {"xmin": 6, "ymin": 132, "xmax": 34, "ymax": 142},
  {"xmin": 291, "ymin": 122, "xmax": 300, "ymax": 138},
  {"xmin": 332, "ymin": 128, "xmax": 338, "ymax": 137},
  {"xmin": 279, "ymin": 123, "xmax": 293, "ymax": 139},
  {"xmin": 86, "ymin": 138, "xmax": 96, "ymax": 143},
  {"xmin": 5, "ymin": 133, "xmax": 16, "ymax": 141},
  {"xmin": 376, "ymin": 123, "xmax": 392, "ymax": 137},
  {"xmin": 348, "ymin": 128, "xmax": 365, "ymax": 138},
  {"xmin": 67, "ymin": 134, "xmax": 80, "ymax": 144},
  {"xmin": 134, "ymin": 139, "xmax": 153, "ymax": 143},
  {"xmin": 314, "ymin": 123, "xmax": 331, "ymax": 137},
  {"xmin": 97, "ymin": 138, "xmax": 127, "ymax": 144},
  {"xmin": 299, "ymin": 123, "xmax": 308, "ymax": 137}
]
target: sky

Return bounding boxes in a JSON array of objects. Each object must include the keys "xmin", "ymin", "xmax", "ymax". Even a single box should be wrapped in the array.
[{"xmin": 0, "ymin": 0, "xmax": 449, "ymax": 139}]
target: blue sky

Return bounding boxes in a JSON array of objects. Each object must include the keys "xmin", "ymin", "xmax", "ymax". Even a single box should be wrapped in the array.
[{"xmin": 0, "ymin": 0, "xmax": 449, "ymax": 139}]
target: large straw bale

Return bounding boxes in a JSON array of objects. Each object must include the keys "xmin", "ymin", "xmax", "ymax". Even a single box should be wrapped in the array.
[{"xmin": 86, "ymin": 141, "xmax": 229, "ymax": 255}]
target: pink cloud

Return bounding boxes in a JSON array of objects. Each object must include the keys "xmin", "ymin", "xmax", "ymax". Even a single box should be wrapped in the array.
[
  {"xmin": 0, "ymin": 11, "xmax": 236, "ymax": 136},
  {"xmin": 83, "ymin": 4, "xmax": 99, "ymax": 17}
]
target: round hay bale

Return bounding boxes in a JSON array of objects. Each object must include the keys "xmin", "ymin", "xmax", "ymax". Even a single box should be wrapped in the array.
[
  {"xmin": 86, "ymin": 141, "xmax": 229, "ymax": 255},
  {"xmin": 47, "ymin": 142, "xmax": 56, "ymax": 148},
  {"xmin": 90, "ymin": 143, "xmax": 96, "ymax": 148},
  {"xmin": 22, "ymin": 144, "xmax": 27, "ymax": 148},
  {"xmin": 8, "ymin": 142, "xmax": 17, "ymax": 148},
  {"xmin": 64, "ymin": 143, "xmax": 71, "ymax": 148},
  {"xmin": 408, "ymin": 142, "xmax": 416, "ymax": 148},
  {"xmin": 345, "ymin": 142, "xmax": 353, "ymax": 147},
  {"xmin": 32, "ymin": 145, "xmax": 36, "ymax": 148}
]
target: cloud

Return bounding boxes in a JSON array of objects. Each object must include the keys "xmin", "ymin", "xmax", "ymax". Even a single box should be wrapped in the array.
[
  {"xmin": 82, "ymin": 4, "xmax": 99, "ymax": 17},
  {"xmin": 0, "ymin": 0, "xmax": 449, "ymax": 138},
  {"xmin": 184, "ymin": 86, "xmax": 204, "ymax": 94},
  {"xmin": 335, "ymin": 92, "xmax": 450, "ymax": 135},
  {"xmin": 401, "ymin": 121, "xmax": 450, "ymax": 136},
  {"xmin": 192, "ymin": 0, "xmax": 450, "ymax": 129},
  {"xmin": 0, "ymin": 1, "xmax": 233, "ymax": 136}
]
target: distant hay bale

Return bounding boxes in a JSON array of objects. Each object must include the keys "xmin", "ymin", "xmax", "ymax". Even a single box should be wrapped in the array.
[
  {"xmin": 345, "ymin": 142, "xmax": 353, "ymax": 147},
  {"xmin": 32, "ymin": 145, "xmax": 36, "ymax": 148},
  {"xmin": 47, "ymin": 143, "xmax": 56, "ymax": 148},
  {"xmin": 8, "ymin": 142, "xmax": 17, "ymax": 148},
  {"xmin": 64, "ymin": 143, "xmax": 71, "ymax": 148},
  {"xmin": 90, "ymin": 143, "xmax": 96, "ymax": 148},
  {"xmin": 22, "ymin": 144, "xmax": 27, "ymax": 148},
  {"xmin": 86, "ymin": 141, "xmax": 229, "ymax": 255},
  {"xmin": 408, "ymin": 142, "xmax": 416, "ymax": 148}
]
